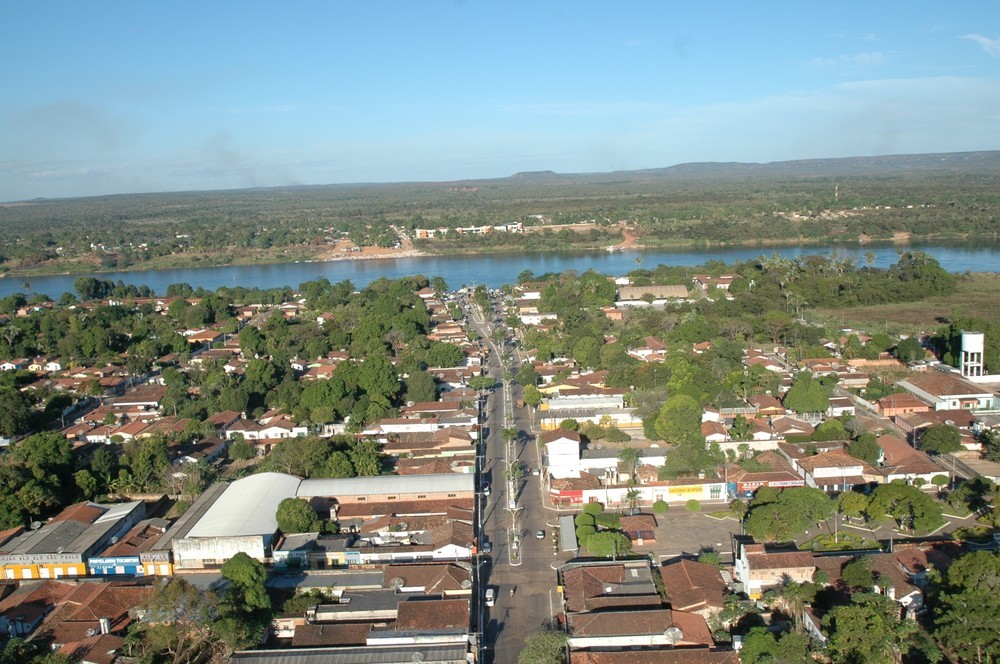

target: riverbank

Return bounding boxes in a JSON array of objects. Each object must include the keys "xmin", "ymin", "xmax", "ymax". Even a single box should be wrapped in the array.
[
  {"xmin": 0, "ymin": 241, "xmax": 994, "ymax": 303},
  {"xmin": 1, "ymin": 233, "xmax": 997, "ymax": 281}
]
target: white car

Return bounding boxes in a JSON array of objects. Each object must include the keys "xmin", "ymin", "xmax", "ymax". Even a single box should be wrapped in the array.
[{"xmin": 535, "ymin": 529, "xmax": 545, "ymax": 539}]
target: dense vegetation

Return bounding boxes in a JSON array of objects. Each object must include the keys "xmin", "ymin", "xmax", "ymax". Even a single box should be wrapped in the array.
[{"xmin": 1, "ymin": 151, "xmax": 998, "ymax": 275}]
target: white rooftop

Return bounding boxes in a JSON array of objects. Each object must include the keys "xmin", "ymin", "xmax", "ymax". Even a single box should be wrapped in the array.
[
  {"xmin": 186, "ymin": 472, "xmax": 302, "ymax": 539},
  {"xmin": 297, "ymin": 473, "xmax": 474, "ymax": 498}
]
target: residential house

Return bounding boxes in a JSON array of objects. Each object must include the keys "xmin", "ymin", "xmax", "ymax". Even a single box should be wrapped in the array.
[
  {"xmin": 780, "ymin": 446, "xmax": 877, "ymax": 493},
  {"xmin": 726, "ymin": 451, "xmax": 805, "ymax": 499},
  {"xmin": 897, "ymin": 371, "xmax": 996, "ymax": 411},
  {"xmin": 659, "ymin": 559, "xmax": 727, "ymax": 618},
  {"xmin": 876, "ymin": 435, "xmax": 949, "ymax": 487},
  {"xmin": 734, "ymin": 542, "xmax": 815, "ymax": 599},
  {"xmin": 878, "ymin": 393, "xmax": 931, "ymax": 418},
  {"xmin": 615, "ymin": 284, "xmax": 690, "ymax": 307}
]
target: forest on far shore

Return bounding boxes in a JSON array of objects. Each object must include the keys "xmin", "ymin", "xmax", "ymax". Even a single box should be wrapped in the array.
[{"xmin": 0, "ymin": 150, "xmax": 998, "ymax": 276}]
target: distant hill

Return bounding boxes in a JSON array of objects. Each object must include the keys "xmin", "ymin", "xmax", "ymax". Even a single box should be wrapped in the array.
[{"xmin": 495, "ymin": 150, "xmax": 1000, "ymax": 185}]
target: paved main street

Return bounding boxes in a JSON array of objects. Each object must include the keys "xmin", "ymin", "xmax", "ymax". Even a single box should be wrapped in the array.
[
  {"xmin": 466, "ymin": 293, "xmax": 985, "ymax": 662},
  {"xmin": 469, "ymin": 295, "xmax": 555, "ymax": 662}
]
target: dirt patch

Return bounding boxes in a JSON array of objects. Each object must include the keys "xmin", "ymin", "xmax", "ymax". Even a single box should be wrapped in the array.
[{"xmin": 812, "ymin": 273, "xmax": 1000, "ymax": 332}]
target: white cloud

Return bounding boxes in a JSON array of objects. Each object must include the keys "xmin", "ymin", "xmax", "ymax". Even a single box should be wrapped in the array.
[
  {"xmin": 810, "ymin": 52, "xmax": 886, "ymax": 67},
  {"xmin": 494, "ymin": 101, "xmax": 665, "ymax": 117},
  {"xmin": 215, "ymin": 103, "xmax": 303, "ymax": 114},
  {"xmin": 961, "ymin": 33, "xmax": 1000, "ymax": 57}
]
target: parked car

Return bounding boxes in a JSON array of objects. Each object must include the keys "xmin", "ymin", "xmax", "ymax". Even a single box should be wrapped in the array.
[
  {"xmin": 485, "ymin": 587, "xmax": 495, "ymax": 607},
  {"xmin": 535, "ymin": 529, "xmax": 545, "ymax": 539},
  {"xmin": 483, "ymin": 482, "xmax": 491, "ymax": 496},
  {"xmin": 481, "ymin": 540, "xmax": 492, "ymax": 554}
]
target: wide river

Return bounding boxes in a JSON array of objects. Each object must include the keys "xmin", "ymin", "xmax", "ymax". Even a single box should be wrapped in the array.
[{"xmin": 3, "ymin": 240, "xmax": 998, "ymax": 300}]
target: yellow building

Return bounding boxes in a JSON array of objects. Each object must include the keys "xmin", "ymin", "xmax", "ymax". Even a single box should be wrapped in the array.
[{"xmin": 0, "ymin": 501, "xmax": 146, "ymax": 580}]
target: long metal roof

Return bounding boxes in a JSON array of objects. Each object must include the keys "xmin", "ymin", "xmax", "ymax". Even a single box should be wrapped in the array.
[
  {"xmin": 297, "ymin": 473, "xmax": 473, "ymax": 498},
  {"xmin": 186, "ymin": 472, "xmax": 302, "ymax": 539},
  {"xmin": 229, "ymin": 645, "xmax": 468, "ymax": 664}
]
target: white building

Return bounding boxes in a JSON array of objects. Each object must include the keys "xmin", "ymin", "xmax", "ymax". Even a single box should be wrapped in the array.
[{"xmin": 170, "ymin": 472, "xmax": 302, "ymax": 569}]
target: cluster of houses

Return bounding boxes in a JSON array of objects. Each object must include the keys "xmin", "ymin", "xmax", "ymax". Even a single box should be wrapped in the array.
[
  {"xmin": 413, "ymin": 222, "xmax": 524, "ymax": 238},
  {"xmin": 0, "ymin": 471, "xmax": 480, "ymax": 662},
  {"xmin": 556, "ymin": 559, "xmax": 735, "ymax": 663},
  {"xmin": 3, "ymin": 274, "xmax": 1000, "ymax": 663},
  {"xmin": 546, "ymin": 531, "xmax": 960, "ymax": 662},
  {"xmin": 520, "ymin": 320, "xmax": 999, "ymax": 512},
  {"xmin": 0, "ymin": 286, "xmax": 499, "ymax": 662},
  {"xmin": 732, "ymin": 537, "xmax": 963, "ymax": 630}
]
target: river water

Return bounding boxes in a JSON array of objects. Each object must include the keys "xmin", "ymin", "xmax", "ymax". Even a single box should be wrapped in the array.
[{"xmin": 3, "ymin": 240, "xmax": 998, "ymax": 300}]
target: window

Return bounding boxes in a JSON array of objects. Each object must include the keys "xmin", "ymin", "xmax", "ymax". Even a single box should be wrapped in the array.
[
  {"xmin": 357, "ymin": 497, "xmax": 366, "ymax": 502},
  {"xmin": 387, "ymin": 496, "xmax": 396, "ymax": 500},
  {"xmin": 447, "ymin": 493, "xmax": 456, "ymax": 497},
  {"xmin": 417, "ymin": 494, "xmax": 426, "ymax": 498}
]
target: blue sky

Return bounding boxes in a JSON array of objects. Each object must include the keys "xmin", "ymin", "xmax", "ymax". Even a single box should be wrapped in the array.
[{"xmin": 2, "ymin": 2, "xmax": 999, "ymax": 201}]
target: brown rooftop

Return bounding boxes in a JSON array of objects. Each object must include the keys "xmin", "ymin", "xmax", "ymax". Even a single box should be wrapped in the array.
[
  {"xmin": 903, "ymin": 371, "xmax": 993, "ymax": 397},
  {"xmin": 395, "ymin": 597, "xmax": 469, "ymax": 630},
  {"xmin": 660, "ymin": 559, "xmax": 726, "ymax": 613}
]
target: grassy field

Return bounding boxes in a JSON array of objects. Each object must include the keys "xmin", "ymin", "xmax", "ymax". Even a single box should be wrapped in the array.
[{"xmin": 810, "ymin": 273, "xmax": 1000, "ymax": 334}]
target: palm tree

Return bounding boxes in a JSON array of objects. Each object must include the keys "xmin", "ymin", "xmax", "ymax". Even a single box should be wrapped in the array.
[
  {"xmin": 624, "ymin": 488, "xmax": 642, "ymax": 516},
  {"xmin": 778, "ymin": 580, "xmax": 816, "ymax": 631},
  {"xmin": 618, "ymin": 446, "xmax": 640, "ymax": 481}
]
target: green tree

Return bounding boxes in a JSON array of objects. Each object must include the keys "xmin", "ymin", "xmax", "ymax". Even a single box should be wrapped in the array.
[
  {"xmin": 129, "ymin": 577, "xmax": 219, "ymax": 664},
  {"xmin": 522, "ymin": 384, "xmax": 542, "ymax": 408},
  {"xmin": 227, "ymin": 437, "xmax": 255, "ymax": 461},
  {"xmin": 783, "ymin": 372, "xmax": 829, "ymax": 414},
  {"xmin": 744, "ymin": 487, "xmax": 834, "ymax": 542},
  {"xmin": 624, "ymin": 488, "xmax": 642, "ymax": 515},
  {"xmin": 426, "ymin": 341, "xmax": 465, "ymax": 367},
  {"xmin": 403, "ymin": 369, "xmax": 437, "ymax": 403},
  {"xmin": 238, "ymin": 325, "xmax": 266, "ymax": 359},
  {"xmin": 517, "ymin": 629, "xmax": 568, "ymax": 664},
  {"xmin": 919, "ymin": 423, "xmax": 962, "ymax": 455},
  {"xmin": 728, "ymin": 414, "xmax": 753, "ymax": 441},
  {"xmin": 467, "ymin": 375, "xmax": 496, "ymax": 392},
  {"xmin": 894, "ymin": 336, "xmax": 923, "ymax": 362},
  {"xmin": 260, "ymin": 436, "xmax": 331, "ymax": 477},
  {"xmin": 617, "ymin": 446, "xmax": 640, "ymax": 480},
  {"xmin": 935, "ymin": 551, "xmax": 1000, "ymax": 662},
  {"xmin": 812, "ymin": 418, "xmax": 848, "ymax": 441},
  {"xmin": 349, "ymin": 438, "xmax": 383, "ymax": 476},
  {"xmin": 841, "ymin": 556, "xmax": 874, "ymax": 590},
  {"xmin": 321, "ymin": 450, "xmax": 356, "ymax": 478},
  {"xmin": 825, "ymin": 592, "xmax": 916, "ymax": 663},
  {"xmin": 847, "ymin": 432, "xmax": 880, "ymax": 465},
  {"xmin": 514, "ymin": 364, "xmax": 539, "ymax": 386},
  {"xmin": 123, "ymin": 435, "xmax": 170, "ymax": 491},
  {"xmin": 0, "ymin": 388, "xmax": 32, "ymax": 438},
  {"xmin": 220, "ymin": 552, "xmax": 271, "ymax": 611},
  {"xmin": 866, "ymin": 482, "xmax": 943, "ymax": 533},
  {"xmin": 654, "ymin": 394, "xmax": 704, "ymax": 446},
  {"xmin": 584, "ymin": 531, "xmax": 632, "ymax": 557},
  {"xmin": 739, "ymin": 627, "xmax": 811, "ymax": 664},
  {"xmin": 74, "ymin": 469, "xmax": 99, "ymax": 499},
  {"xmin": 275, "ymin": 498, "xmax": 322, "ymax": 534},
  {"xmin": 836, "ymin": 490, "xmax": 869, "ymax": 521}
]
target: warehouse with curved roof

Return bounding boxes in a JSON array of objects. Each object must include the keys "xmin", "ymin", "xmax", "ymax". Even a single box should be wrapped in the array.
[{"xmin": 172, "ymin": 472, "xmax": 302, "ymax": 570}]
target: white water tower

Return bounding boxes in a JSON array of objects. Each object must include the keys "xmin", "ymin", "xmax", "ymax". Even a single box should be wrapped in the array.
[{"xmin": 961, "ymin": 331, "xmax": 985, "ymax": 377}]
